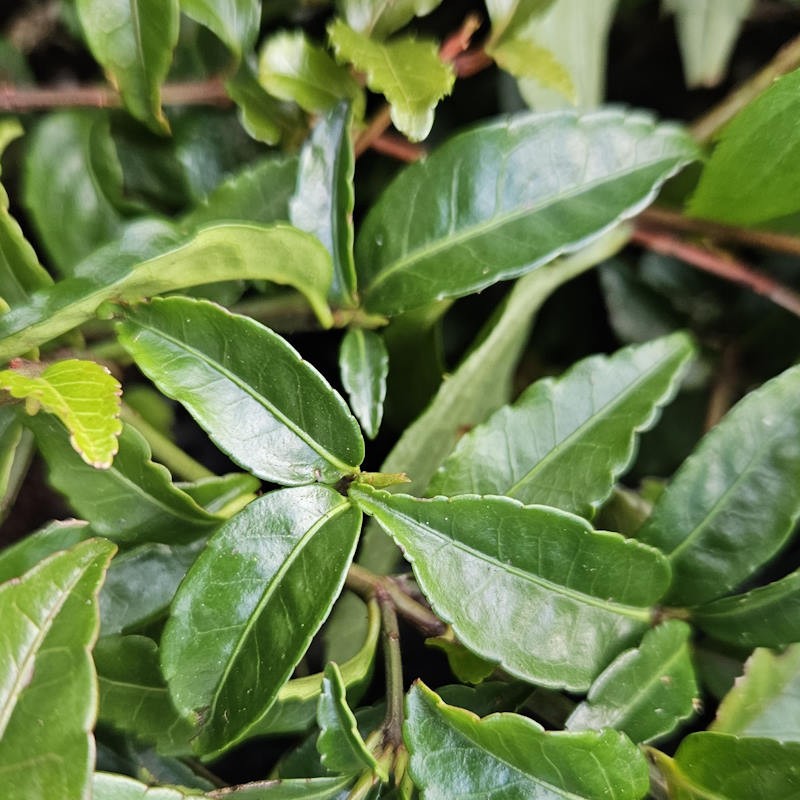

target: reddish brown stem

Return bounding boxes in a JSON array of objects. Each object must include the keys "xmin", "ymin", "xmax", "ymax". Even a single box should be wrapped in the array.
[
  {"xmin": 371, "ymin": 133, "xmax": 426, "ymax": 162},
  {"xmin": 632, "ymin": 226, "xmax": 800, "ymax": 318},
  {"xmin": 439, "ymin": 13, "xmax": 483, "ymax": 62},
  {"xmin": 704, "ymin": 343, "xmax": 740, "ymax": 431},
  {"xmin": 454, "ymin": 49, "xmax": 495, "ymax": 78}
]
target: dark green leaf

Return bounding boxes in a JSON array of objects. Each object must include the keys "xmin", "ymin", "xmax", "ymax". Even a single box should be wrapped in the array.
[
  {"xmin": 638, "ymin": 363, "xmax": 800, "ymax": 606},
  {"xmin": 405, "ymin": 681, "xmax": 649, "ymax": 799},
  {"xmin": 428, "ymin": 332, "xmax": 693, "ymax": 516},
  {"xmin": 711, "ymin": 645, "xmax": 800, "ymax": 742},
  {"xmin": 337, "ymin": 0, "xmax": 443, "ymax": 39},
  {"xmin": 351, "ymin": 485, "xmax": 670, "ymax": 691},
  {"xmin": 0, "ymin": 539, "xmax": 116, "ymax": 799},
  {"xmin": 689, "ymin": 68, "xmax": 800, "ymax": 223},
  {"xmin": 119, "ymin": 297, "xmax": 364, "ymax": 485},
  {"xmin": 339, "ymin": 329, "xmax": 388, "ymax": 440},
  {"xmin": 180, "ymin": 0, "xmax": 260, "ymax": 57},
  {"xmin": 566, "ymin": 621, "xmax": 698, "ymax": 743},
  {"xmin": 76, "ymin": 0, "xmax": 179, "ymax": 132},
  {"xmin": 426, "ymin": 634, "xmax": 496, "ymax": 685},
  {"xmin": 30, "ymin": 417, "xmax": 219, "ymax": 545},
  {"xmin": 162, "ymin": 486, "xmax": 362, "ymax": 756},
  {"xmin": 356, "ymin": 110, "xmax": 697, "ymax": 315},
  {"xmin": 290, "ymin": 102, "xmax": 357, "ymax": 307},
  {"xmin": 650, "ymin": 733, "xmax": 800, "ymax": 799}
]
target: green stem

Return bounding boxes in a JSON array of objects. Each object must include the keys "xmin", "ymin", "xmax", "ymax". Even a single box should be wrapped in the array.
[
  {"xmin": 378, "ymin": 592, "xmax": 405, "ymax": 748},
  {"xmin": 119, "ymin": 404, "xmax": 214, "ymax": 482}
]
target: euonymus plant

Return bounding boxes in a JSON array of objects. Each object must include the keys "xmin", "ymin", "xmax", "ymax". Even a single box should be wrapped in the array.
[{"xmin": 2, "ymin": 1, "xmax": 800, "ymax": 798}]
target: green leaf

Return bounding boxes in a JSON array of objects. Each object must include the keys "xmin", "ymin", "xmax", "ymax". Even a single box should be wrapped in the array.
[
  {"xmin": 119, "ymin": 297, "xmax": 364, "ymax": 486},
  {"xmin": 665, "ymin": 0, "xmax": 753, "ymax": 89},
  {"xmin": 290, "ymin": 102, "xmax": 357, "ymax": 307},
  {"xmin": 317, "ymin": 662, "xmax": 384, "ymax": 777},
  {"xmin": 689, "ymin": 68, "xmax": 800, "ymax": 224},
  {"xmin": 180, "ymin": 0, "xmax": 260, "ymax": 57},
  {"xmin": 96, "ymin": 635, "xmax": 195, "ymax": 754},
  {"xmin": 93, "ymin": 772, "xmax": 201, "ymax": 799},
  {"xmin": 254, "ymin": 599, "xmax": 381, "ymax": 737},
  {"xmin": 650, "ymin": 733, "xmax": 800, "ymax": 799},
  {"xmin": 637, "ymin": 363, "xmax": 800, "ymax": 606},
  {"xmin": 693, "ymin": 567, "xmax": 800, "ymax": 648},
  {"xmin": 177, "ymin": 472, "xmax": 260, "ymax": 515},
  {"xmin": 405, "ymin": 681, "xmax": 649, "ymax": 799},
  {"xmin": 711, "ymin": 645, "xmax": 800, "ymax": 742},
  {"xmin": 337, "ymin": 0, "xmax": 443, "ymax": 39},
  {"xmin": 0, "ymin": 357, "xmax": 122, "ymax": 468},
  {"xmin": 0, "ymin": 539, "xmax": 116, "ymax": 798},
  {"xmin": 0, "ymin": 518, "xmax": 90, "ymax": 584},
  {"xmin": 30, "ymin": 417, "xmax": 219, "ymax": 545},
  {"xmin": 356, "ymin": 109, "xmax": 697, "ymax": 315},
  {"xmin": 162, "ymin": 486, "xmax": 362, "ymax": 757},
  {"xmin": 76, "ymin": 0, "xmax": 179, "ymax": 132},
  {"xmin": 429, "ymin": 333, "xmax": 693, "ymax": 516},
  {"xmin": 0, "ymin": 405, "xmax": 34, "ymax": 526},
  {"xmin": 566, "ymin": 621, "xmax": 698, "ymax": 743},
  {"xmin": 23, "ymin": 111, "xmax": 126, "ymax": 273},
  {"xmin": 489, "ymin": 36, "xmax": 574, "ymax": 99},
  {"xmin": 339, "ymin": 329, "xmax": 388, "ymax": 440},
  {"xmin": 426, "ymin": 634, "xmax": 497, "ymax": 685},
  {"xmin": 485, "ymin": 0, "xmax": 555, "ymax": 44},
  {"xmin": 258, "ymin": 30, "xmax": 364, "ymax": 116},
  {"xmin": 350, "ymin": 485, "xmax": 670, "ymax": 691},
  {"xmin": 328, "ymin": 20, "xmax": 454, "ymax": 142}
]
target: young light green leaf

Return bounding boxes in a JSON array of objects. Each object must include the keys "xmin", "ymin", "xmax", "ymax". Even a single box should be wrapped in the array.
[
  {"xmin": 258, "ymin": 30, "xmax": 364, "ymax": 116},
  {"xmin": 566, "ymin": 621, "xmax": 698, "ymax": 743},
  {"xmin": 23, "ymin": 111, "xmax": 126, "ymax": 273},
  {"xmin": 0, "ymin": 357, "xmax": 122, "ymax": 468},
  {"xmin": 290, "ymin": 102, "xmax": 357, "ymax": 307},
  {"xmin": 693, "ymin": 568, "xmax": 800, "ymax": 648},
  {"xmin": 76, "ymin": 0, "xmax": 179, "ymax": 132},
  {"xmin": 489, "ymin": 36, "xmax": 574, "ymax": 99},
  {"xmin": 30, "ymin": 417, "xmax": 219, "ymax": 545},
  {"xmin": 427, "ymin": 634, "xmax": 497, "ymax": 685},
  {"xmin": 650, "ymin": 733, "xmax": 800, "ymax": 799},
  {"xmin": 337, "ymin": 0, "xmax": 443, "ymax": 39},
  {"xmin": 405, "ymin": 681, "xmax": 649, "ymax": 800},
  {"xmin": 328, "ymin": 20, "xmax": 454, "ymax": 142},
  {"xmin": 180, "ymin": 0, "xmax": 259, "ymax": 57},
  {"xmin": 119, "ymin": 297, "xmax": 364, "ymax": 486},
  {"xmin": 638, "ymin": 363, "xmax": 800, "ymax": 606},
  {"xmin": 689, "ymin": 68, "xmax": 800, "ymax": 224},
  {"xmin": 317, "ymin": 662, "xmax": 384, "ymax": 777},
  {"xmin": 162, "ymin": 486, "xmax": 362, "ymax": 757},
  {"xmin": 339, "ymin": 329, "xmax": 388, "ymax": 440},
  {"xmin": 96, "ymin": 635, "xmax": 195, "ymax": 754},
  {"xmin": 176, "ymin": 472, "xmax": 260, "ymax": 516},
  {"xmin": 0, "ymin": 538, "xmax": 116, "ymax": 799},
  {"xmin": 486, "ymin": 0, "xmax": 555, "ymax": 43},
  {"xmin": 356, "ymin": 109, "xmax": 697, "ymax": 314},
  {"xmin": 665, "ymin": 0, "xmax": 753, "ymax": 89},
  {"xmin": 351, "ymin": 485, "xmax": 670, "ymax": 691},
  {"xmin": 0, "ymin": 405, "xmax": 33, "ymax": 525},
  {"xmin": 93, "ymin": 772, "xmax": 201, "ymax": 799},
  {"xmin": 711, "ymin": 645, "xmax": 800, "ymax": 742},
  {"xmin": 429, "ymin": 332, "xmax": 693, "ymax": 516}
]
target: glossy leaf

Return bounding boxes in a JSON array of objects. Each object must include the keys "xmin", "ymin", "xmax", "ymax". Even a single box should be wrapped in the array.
[
  {"xmin": 665, "ymin": 0, "xmax": 753, "ymax": 88},
  {"xmin": 177, "ymin": 472, "xmax": 260, "ymax": 515},
  {"xmin": 180, "ymin": 0, "xmax": 260, "ymax": 57},
  {"xmin": 0, "ymin": 357, "xmax": 122, "ymax": 468},
  {"xmin": 693, "ymin": 567, "xmax": 800, "ymax": 648},
  {"xmin": 712, "ymin": 645, "xmax": 800, "ymax": 742},
  {"xmin": 566, "ymin": 621, "xmax": 698, "ymax": 743},
  {"xmin": 405, "ymin": 681, "xmax": 649, "ymax": 799},
  {"xmin": 650, "ymin": 733, "xmax": 800, "ymax": 799},
  {"xmin": 339, "ymin": 329, "xmax": 388, "ymax": 440},
  {"xmin": 638, "ymin": 363, "xmax": 800, "ymax": 606},
  {"xmin": 258, "ymin": 31, "xmax": 364, "ymax": 115},
  {"xmin": 317, "ymin": 662, "xmax": 383, "ymax": 777},
  {"xmin": 429, "ymin": 332, "xmax": 693, "ymax": 516},
  {"xmin": 0, "ymin": 539, "xmax": 116, "ymax": 798},
  {"xmin": 76, "ymin": 0, "xmax": 179, "ymax": 131},
  {"xmin": 290, "ymin": 102, "xmax": 357, "ymax": 307},
  {"xmin": 351, "ymin": 485, "xmax": 671, "ymax": 691},
  {"xmin": 689, "ymin": 68, "xmax": 800, "ymax": 224},
  {"xmin": 328, "ymin": 20, "xmax": 454, "ymax": 142},
  {"xmin": 30, "ymin": 417, "xmax": 219, "ymax": 545},
  {"xmin": 337, "ymin": 0, "xmax": 443, "ymax": 39},
  {"xmin": 356, "ymin": 109, "xmax": 697, "ymax": 314},
  {"xmin": 23, "ymin": 111, "xmax": 126, "ymax": 273},
  {"xmin": 162, "ymin": 486, "xmax": 362, "ymax": 756},
  {"xmin": 93, "ymin": 772, "xmax": 199, "ymax": 799},
  {"xmin": 119, "ymin": 297, "xmax": 364, "ymax": 486}
]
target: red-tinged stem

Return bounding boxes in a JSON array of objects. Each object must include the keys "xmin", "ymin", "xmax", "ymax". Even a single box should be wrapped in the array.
[{"xmin": 371, "ymin": 133, "xmax": 426, "ymax": 162}]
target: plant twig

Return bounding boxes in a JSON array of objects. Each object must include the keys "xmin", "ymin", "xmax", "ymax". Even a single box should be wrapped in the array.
[
  {"xmin": 439, "ymin": 13, "xmax": 483, "ymax": 62},
  {"xmin": 371, "ymin": 133, "xmax": 426, "ymax": 162},
  {"xmin": 638, "ymin": 207, "xmax": 800, "ymax": 258},
  {"xmin": 377, "ymin": 592, "xmax": 404, "ymax": 747},
  {"xmin": 691, "ymin": 31, "xmax": 800, "ymax": 141},
  {"xmin": 704, "ymin": 342, "xmax": 740, "ymax": 431},
  {"xmin": 632, "ymin": 226, "xmax": 800, "ymax": 318},
  {"xmin": 354, "ymin": 105, "xmax": 393, "ymax": 158}
]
